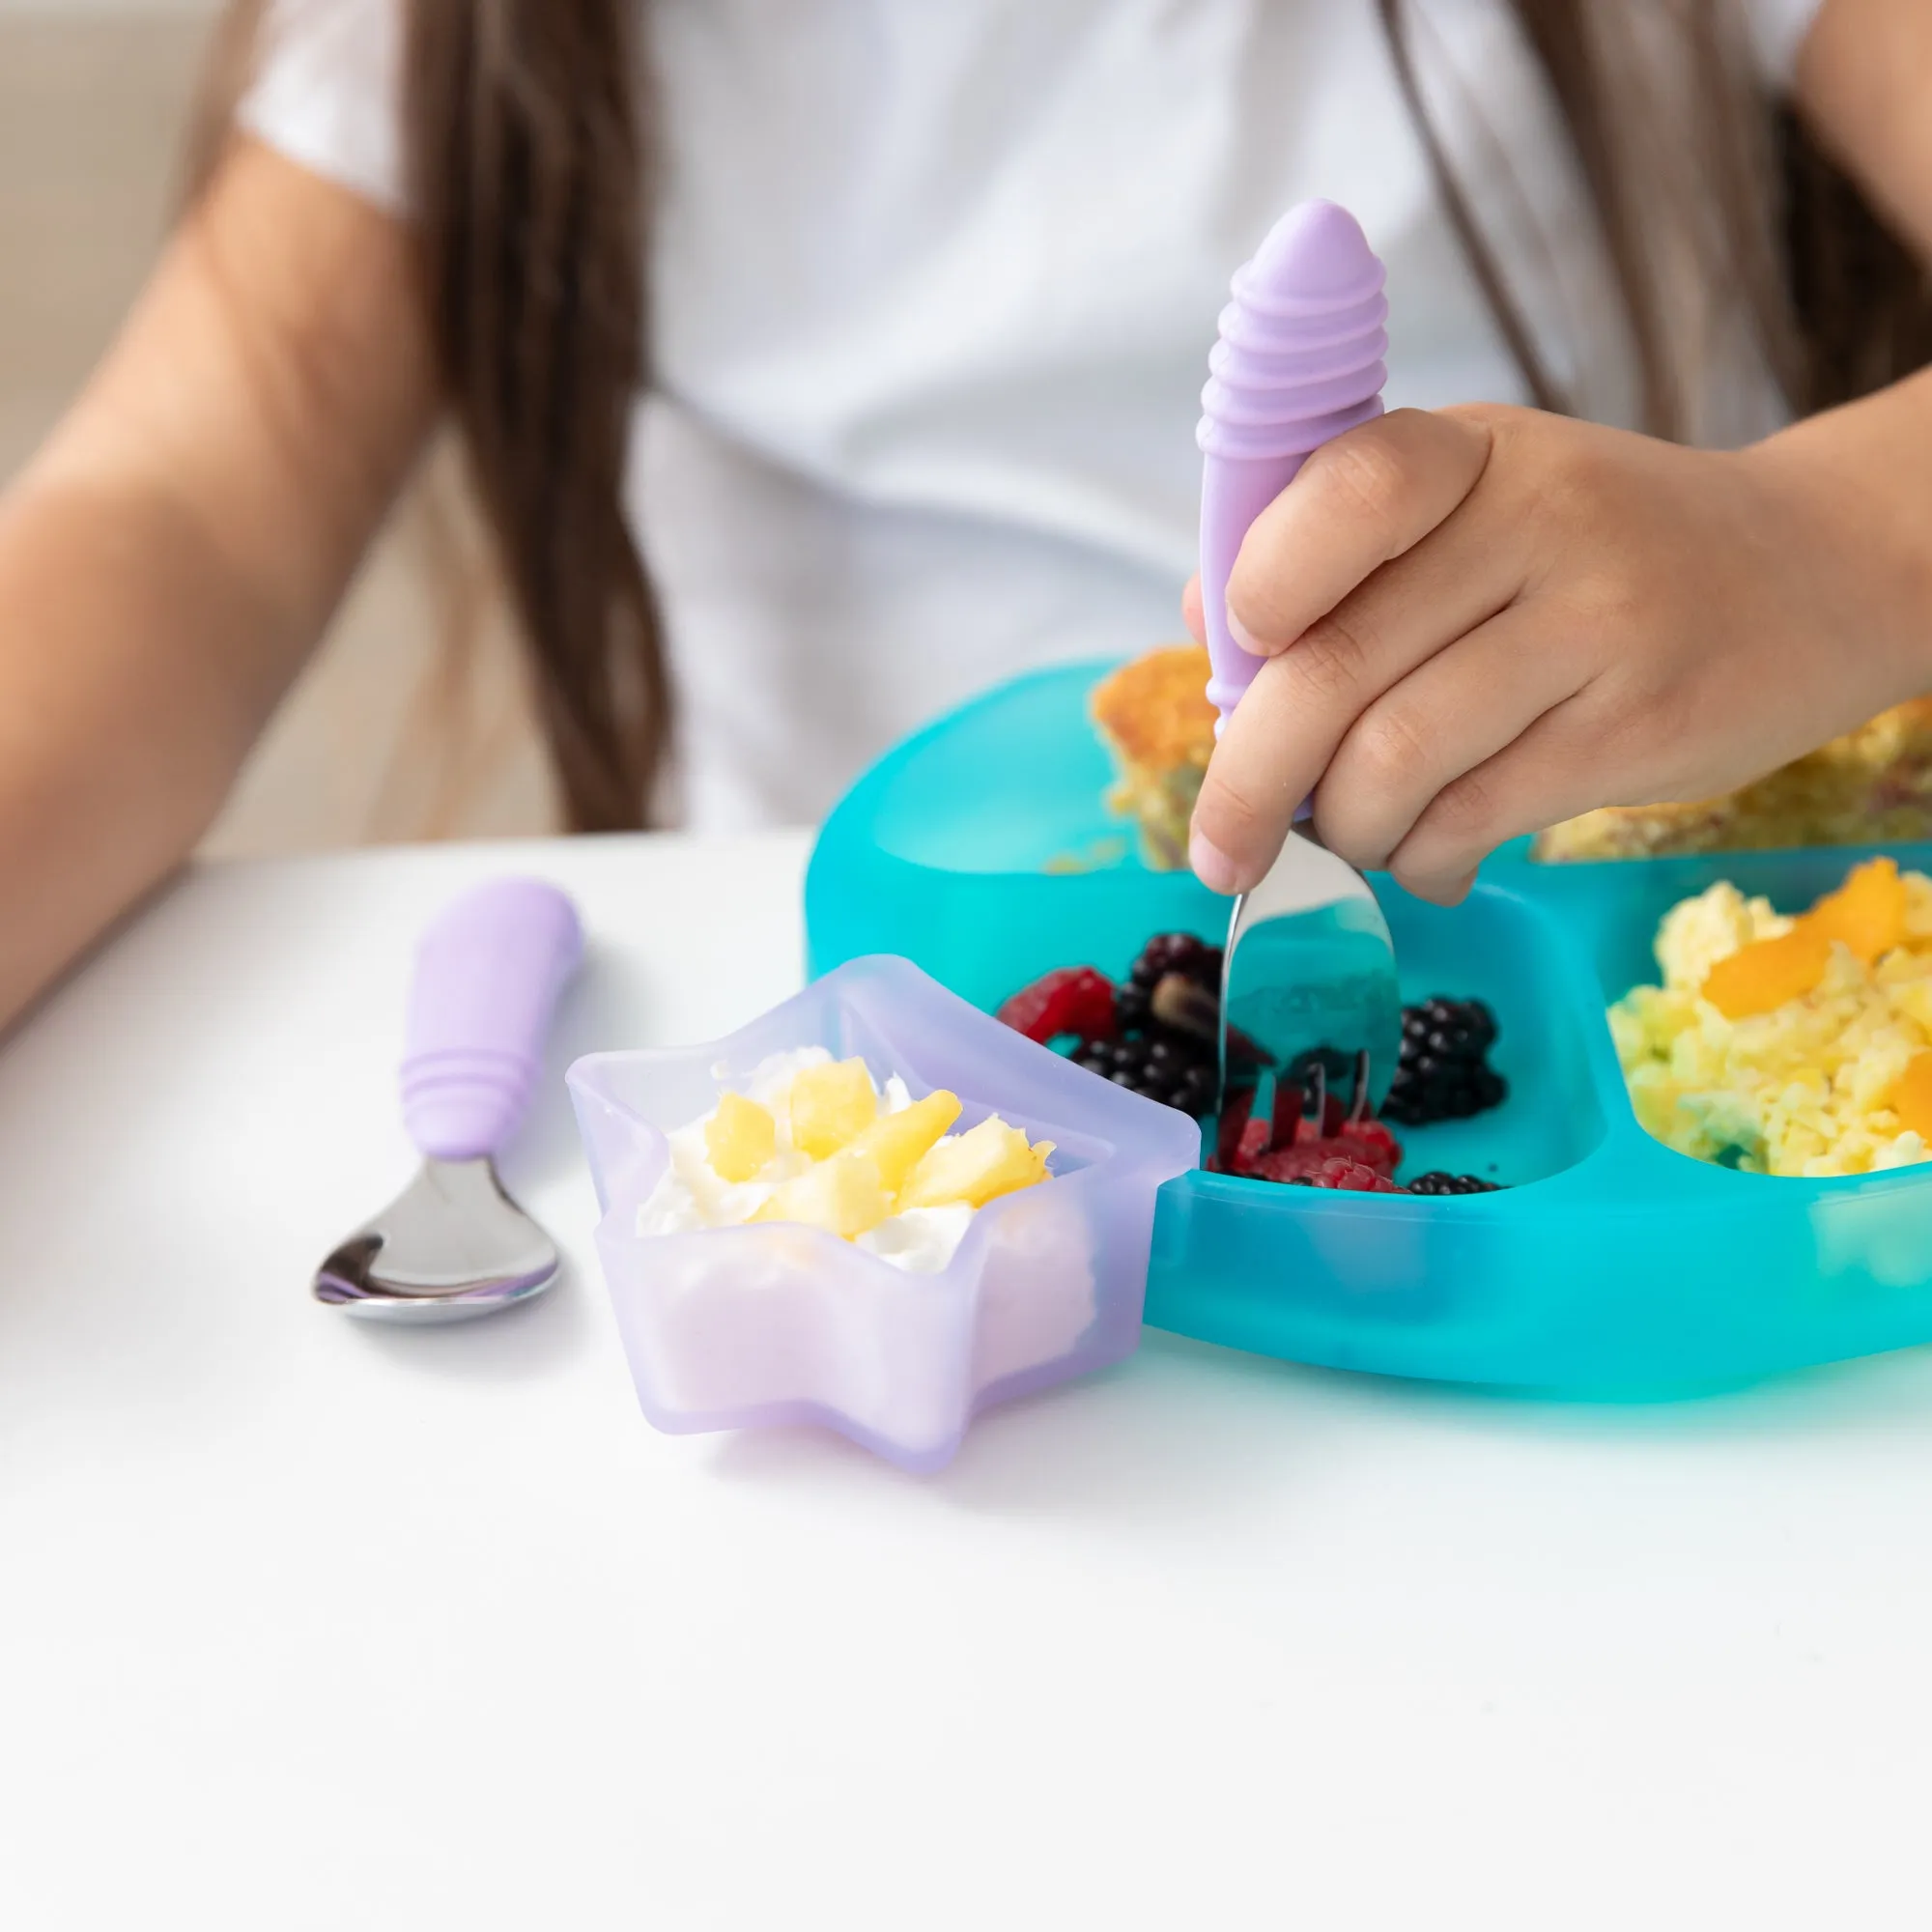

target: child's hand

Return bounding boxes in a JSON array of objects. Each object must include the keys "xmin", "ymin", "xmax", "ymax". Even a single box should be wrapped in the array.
[{"xmin": 1182, "ymin": 404, "xmax": 1930, "ymax": 903}]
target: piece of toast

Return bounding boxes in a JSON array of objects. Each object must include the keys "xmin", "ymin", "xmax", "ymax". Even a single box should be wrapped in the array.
[
  {"xmin": 1090, "ymin": 644, "xmax": 1216, "ymax": 869},
  {"xmin": 1533, "ymin": 699, "xmax": 1932, "ymax": 861},
  {"xmin": 1091, "ymin": 645, "xmax": 1932, "ymax": 867}
]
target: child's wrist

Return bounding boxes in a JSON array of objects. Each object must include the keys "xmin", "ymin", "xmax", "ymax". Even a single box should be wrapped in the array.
[{"xmin": 1744, "ymin": 381, "xmax": 1932, "ymax": 702}]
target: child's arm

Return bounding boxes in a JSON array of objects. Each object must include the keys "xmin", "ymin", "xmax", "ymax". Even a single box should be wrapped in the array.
[
  {"xmin": 0, "ymin": 138, "xmax": 435, "ymax": 1028},
  {"xmin": 1186, "ymin": 0, "xmax": 1932, "ymax": 905}
]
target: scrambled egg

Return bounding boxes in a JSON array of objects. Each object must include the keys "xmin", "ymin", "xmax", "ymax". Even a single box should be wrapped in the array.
[{"xmin": 1610, "ymin": 869, "xmax": 1932, "ymax": 1178}]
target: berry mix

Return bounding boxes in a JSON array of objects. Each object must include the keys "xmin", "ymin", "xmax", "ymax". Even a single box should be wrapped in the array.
[
  {"xmin": 996, "ymin": 936, "xmax": 1223, "ymax": 1120},
  {"xmin": 996, "ymin": 933, "xmax": 1510, "ymax": 1196}
]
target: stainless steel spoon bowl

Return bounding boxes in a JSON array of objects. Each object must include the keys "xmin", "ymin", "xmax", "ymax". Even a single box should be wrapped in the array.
[
  {"xmin": 312, "ymin": 877, "xmax": 582, "ymax": 1325},
  {"xmin": 315, "ymin": 1156, "xmax": 561, "ymax": 1325}
]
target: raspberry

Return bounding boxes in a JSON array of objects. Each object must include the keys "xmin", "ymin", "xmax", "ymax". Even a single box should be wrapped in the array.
[
  {"xmin": 1213, "ymin": 1061, "xmax": 1404, "ymax": 1183},
  {"xmin": 1247, "ymin": 1140, "xmax": 1386, "ymax": 1185},
  {"xmin": 1212, "ymin": 1084, "xmax": 1259, "ymax": 1170},
  {"xmin": 1268, "ymin": 1069, "xmax": 1335, "ymax": 1147},
  {"xmin": 1332, "ymin": 1116, "xmax": 1401, "ymax": 1174},
  {"xmin": 996, "ymin": 967, "xmax": 1117, "ymax": 1045},
  {"xmin": 1214, "ymin": 1057, "xmax": 1509, "ymax": 1195},
  {"xmin": 1249, "ymin": 1142, "xmax": 1352, "ymax": 1183},
  {"xmin": 1296, "ymin": 1157, "xmax": 1406, "ymax": 1193},
  {"xmin": 1272, "ymin": 1061, "xmax": 1400, "ymax": 1178}
]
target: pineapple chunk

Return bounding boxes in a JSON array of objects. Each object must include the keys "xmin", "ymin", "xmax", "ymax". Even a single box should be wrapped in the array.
[
  {"xmin": 844, "ymin": 1090, "xmax": 962, "ymax": 1193},
  {"xmin": 789, "ymin": 1058, "xmax": 878, "ymax": 1159},
  {"xmin": 752, "ymin": 1149, "xmax": 894, "ymax": 1240},
  {"xmin": 897, "ymin": 1116, "xmax": 1054, "ymax": 1211},
  {"xmin": 704, "ymin": 1092, "xmax": 777, "ymax": 1183}
]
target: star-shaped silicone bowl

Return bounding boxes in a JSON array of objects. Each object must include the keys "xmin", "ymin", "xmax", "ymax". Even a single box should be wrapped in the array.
[{"xmin": 566, "ymin": 955, "xmax": 1201, "ymax": 1472}]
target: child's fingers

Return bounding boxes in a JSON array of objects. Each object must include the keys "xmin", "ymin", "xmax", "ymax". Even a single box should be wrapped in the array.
[
  {"xmin": 1385, "ymin": 697, "xmax": 1607, "ymax": 902},
  {"xmin": 1181, "ymin": 574, "xmax": 1206, "ymax": 644},
  {"xmin": 1313, "ymin": 602, "xmax": 1586, "ymax": 871},
  {"xmin": 1275, "ymin": 485, "xmax": 1529, "ymax": 724},
  {"xmin": 1187, "ymin": 503, "xmax": 1524, "ymax": 892},
  {"xmin": 1224, "ymin": 408, "xmax": 1492, "ymax": 653},
  {"xmin": 1187, "ymin": 650, "xmax": 1318, "ymax": 892}
]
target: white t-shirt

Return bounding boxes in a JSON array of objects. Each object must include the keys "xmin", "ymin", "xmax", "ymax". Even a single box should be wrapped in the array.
[{"xmin": 242, "ymin": 0, "xmax": 1824, "ymax": 829}]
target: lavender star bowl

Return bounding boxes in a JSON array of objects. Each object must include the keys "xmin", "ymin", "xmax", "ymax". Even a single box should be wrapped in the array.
[{"xmin": 567, "ymin": 955, "xmax": 1200, "ymax": 1472}]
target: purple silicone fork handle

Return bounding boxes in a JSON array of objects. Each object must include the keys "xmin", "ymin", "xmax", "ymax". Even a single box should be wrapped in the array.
[
  {"xmin": 401, "ymin": 878, "xmax": 585, "ymax": 1162},
  {"xmin": 1197, "ymin": 201, "xmax": 1390, "ymax": 740}
]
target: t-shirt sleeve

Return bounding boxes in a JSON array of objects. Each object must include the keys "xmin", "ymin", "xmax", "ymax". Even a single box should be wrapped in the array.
[
  {"xmin": 236, "ymin": 0, "xmax": 409, "ymax": 214},
  {"xmin": 1741, "ymin": 0, "xmax": 1828, "ymax": 90}
]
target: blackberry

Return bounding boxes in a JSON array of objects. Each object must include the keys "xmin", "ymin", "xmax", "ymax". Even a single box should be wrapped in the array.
[
  {"xmin": 1381, "ymin": 995, "xmax": 1507, "ymax": 1127},
  {"xmin": 1072, "ymin": 1032, "xmax": 1218, "ymax": 1118},
  {"xmin": 1127, "ymin": 933, "xmax": 1223, "ymax": 992},
  {"xmin": 1114, "ymin": 980, "xmax": 1153, "ymax": 1032},
  {"xmin": 1405, "ymin": 1171, "xmax": 1502, "ymax": 1196}
]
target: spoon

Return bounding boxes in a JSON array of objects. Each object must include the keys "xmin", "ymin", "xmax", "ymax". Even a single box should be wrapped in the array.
[
  {"xmin": 314, "ymin": 877, "xmax": 583, "ymax": 1323},
  {"xmin": 1196, "ymin": 201, "xmax": 1405, "ymax": 1114}
]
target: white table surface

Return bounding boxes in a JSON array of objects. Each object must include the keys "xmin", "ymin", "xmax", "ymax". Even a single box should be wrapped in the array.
[{"xmin": 6, "ymin": 830, "xmax": 1932, "ymax": 1929}]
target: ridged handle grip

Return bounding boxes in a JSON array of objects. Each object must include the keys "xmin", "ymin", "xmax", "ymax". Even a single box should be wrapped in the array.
[
  {"xmin": 1197, "ymin": 201, "xmax": 1389, "ymax": 728},
  {"xmin": 401, "ymin": 878, "xmax": 584, "ymax": 1162}
]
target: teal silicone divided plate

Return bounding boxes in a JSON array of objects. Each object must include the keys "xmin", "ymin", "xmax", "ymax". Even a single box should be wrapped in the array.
[{"xmin": 806, "ymin": 660, "xmax": 1932, "ymax": 1392}]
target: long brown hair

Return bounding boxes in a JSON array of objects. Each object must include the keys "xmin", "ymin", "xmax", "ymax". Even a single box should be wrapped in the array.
[
  {"xmin": 403, "ymin": 1, "xmax": 666, "ymax": 833},
  {"xmin": 199, "ymin": 0, "xmax": 1932, "ymax": 830},
  {"xmin": 1378, "ymin": 0, "xmax": 1932, "ymax": 436}
]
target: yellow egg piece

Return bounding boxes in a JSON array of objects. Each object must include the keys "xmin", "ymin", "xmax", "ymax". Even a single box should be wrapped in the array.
[
  {"xmin": 1701, "ymin": 927, "xmax": 1833, "ymax": 1019},
  {"xmin": 704, "ymin": 1092, "xmax": 777, "ymax": 1183},
  {"xmin": 1616, "ymin": 857, "xmax": 1932, "ymax": 1175},
  {"xmin": 788, "ymin": 1058, "xmax": 879, "ymax": 1160},
  {"xmin": 897, "ymin": 1116, "xmax": 1054, "ymax": 1211},
  {"xmin": 843, "ymin": 1090, "xmax": 962, "ymax": 1194}
]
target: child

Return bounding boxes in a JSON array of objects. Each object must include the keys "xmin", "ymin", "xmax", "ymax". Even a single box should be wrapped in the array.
[{"xmin": 0, "ymin": 0, "xmax": 1927, "ymax": 1032}]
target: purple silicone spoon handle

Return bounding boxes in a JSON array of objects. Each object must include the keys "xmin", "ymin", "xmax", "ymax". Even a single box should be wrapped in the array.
[
  {"xmin": 1197, "ymin": 201, "xmax": 1390, "ymax": 730},
  {"xmin": 401, "ymin": 878, "xmax": 585, "ymax": 1163}
]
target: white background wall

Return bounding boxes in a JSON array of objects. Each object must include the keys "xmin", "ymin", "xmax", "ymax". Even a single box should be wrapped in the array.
[{"xmin": 0, "ymin": 0, "xmax": 557, "ymax": 856}]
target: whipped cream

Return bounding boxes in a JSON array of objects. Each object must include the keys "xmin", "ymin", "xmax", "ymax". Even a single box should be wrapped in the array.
[{"xmin": 638, "ymin": 1048, "xmax": 979, "ymax": 1273}]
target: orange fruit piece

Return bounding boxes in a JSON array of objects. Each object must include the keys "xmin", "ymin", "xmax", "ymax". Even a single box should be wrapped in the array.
[
  {"xmin": 1800, "ymin": 857, "xmax": 1908, "ymax": 965},
  {"xmin": 1702, "ymin": 927, "xmax": 1833, "ymax": 1018},
  {"xmin": 1894, "ymin": 1052, "xmax": 1932, "ymax": 1140}
]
